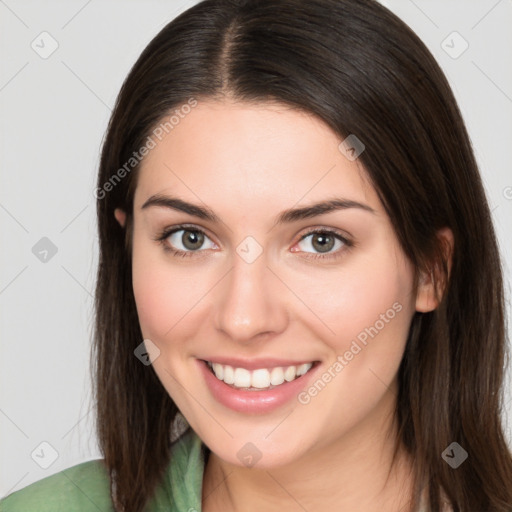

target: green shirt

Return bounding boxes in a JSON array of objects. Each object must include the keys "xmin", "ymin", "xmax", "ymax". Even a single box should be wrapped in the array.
[
  {"xmin": 1, "ymin": 428, "xmax": 206, "ymax": 511},
  {"xmin": 2, "ymin": 428, "xmax": 436, "ymax": 511}
]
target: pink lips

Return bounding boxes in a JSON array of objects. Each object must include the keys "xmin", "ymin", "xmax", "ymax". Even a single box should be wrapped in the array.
[{"xmin": 197, "ymin": 359, "xmax": 319, "ymax": 414}]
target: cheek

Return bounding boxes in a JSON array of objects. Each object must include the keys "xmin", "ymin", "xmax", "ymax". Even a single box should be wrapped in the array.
[
  {"xmin": 314, "ymin": 251, "xmax": 413, "ymax": 403},
  {"xmin": 131, "ymin": 237, "xmax": 201, "ymax": 343},
  {"xmin": 289, "ymin": 243, "xmax": 415, "ymax": 359},
  {"xmin": 288, "ymin": 252, "xmax": 414, "ymax": 439}
]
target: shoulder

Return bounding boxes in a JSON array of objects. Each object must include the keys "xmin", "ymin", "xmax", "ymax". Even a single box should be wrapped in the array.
[
  {"xmin": 1, "ymin": 427, "xmax": 206, "ymax": 512},
  {"xmin": 1, "ymin": 459, "xmax": 114, "ymax": 512}
]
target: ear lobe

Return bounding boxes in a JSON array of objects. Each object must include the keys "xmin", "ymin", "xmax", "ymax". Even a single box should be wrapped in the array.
[
  {"xmin": 415, "ymin": 270, "xmax": 439, "ymax": 313},
  {"xmin": 114, "ymin": 208, "xmax": 126, "ymax": 228},
  {"xmin": 415, "ymin": 227, "xmax": 454, "ymax": 313}
]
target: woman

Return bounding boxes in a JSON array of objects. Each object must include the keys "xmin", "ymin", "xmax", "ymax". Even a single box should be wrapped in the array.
[{"xmin": 2, "ymin": 0, "xmax": 511, "ymax": 511}]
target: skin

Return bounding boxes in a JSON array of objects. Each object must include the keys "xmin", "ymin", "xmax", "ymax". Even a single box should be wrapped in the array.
[{"xmin": 114, "ymin": 99, "xmax": 452, "ymax": 512}]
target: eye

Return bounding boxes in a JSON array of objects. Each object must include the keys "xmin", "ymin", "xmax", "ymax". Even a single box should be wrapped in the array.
[
  {"xmin": 292, "ymin": 228, "xmax": 352, "ymax": 259},
  {"xmin": 155, "ymin": 225, "xmax": 217, "ymax": 257},
  {"xmin": 155, "ymin": 225, "xmax": 352, "ymax": 260}
]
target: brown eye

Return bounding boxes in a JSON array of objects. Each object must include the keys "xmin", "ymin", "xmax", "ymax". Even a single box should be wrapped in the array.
[
  {"xmin": 295, "ymin": 229, "xmax": 349, "ymax": 257},
  {"xmin": 164, "ymin": 228, "xmax": 215, "ymax": 253},
  {"xmin": 180, "ymin": 230, "xmax": 204, "ymax": 250},
  {"xmin": 310, "ymin": 233, "xmax": 336, "ymax": 253}
]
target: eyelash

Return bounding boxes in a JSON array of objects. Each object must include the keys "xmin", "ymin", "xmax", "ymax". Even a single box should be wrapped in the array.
[{"xmin": 153, "ymin": 224, "xmax": 353, "ymax": 261}]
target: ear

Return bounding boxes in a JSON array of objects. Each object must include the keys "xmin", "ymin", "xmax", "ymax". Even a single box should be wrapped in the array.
[
  {"xmin": 114, "ymin": 208, "xmax": 126, "ymax": 228},
  {"xmin": 415, "ymin": 227, "xmax": 454, "ymax": 312}
]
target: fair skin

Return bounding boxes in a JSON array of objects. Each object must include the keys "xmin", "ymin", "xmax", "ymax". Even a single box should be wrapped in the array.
[{"xmin": 115, "ymin": 99, "xmax": 452, "ymax": 512}]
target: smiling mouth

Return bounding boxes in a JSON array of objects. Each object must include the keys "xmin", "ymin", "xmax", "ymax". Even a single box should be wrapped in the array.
[{"xmin": 203, "ymin": 360, "xmax": 318, "ymax": 391}]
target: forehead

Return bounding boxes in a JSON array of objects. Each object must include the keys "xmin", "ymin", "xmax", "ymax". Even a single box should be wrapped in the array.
[{"xmin": 134, "ymin": 100, "xmax": 377, "ymax": 213}]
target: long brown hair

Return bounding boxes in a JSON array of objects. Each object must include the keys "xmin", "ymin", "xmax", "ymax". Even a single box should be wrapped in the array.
[{"xmin": 91, "ymin": 0, "xmax": 512, "ymax": 510}]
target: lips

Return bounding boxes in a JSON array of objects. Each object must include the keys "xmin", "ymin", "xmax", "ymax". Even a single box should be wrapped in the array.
[{"xmin": 197, "ymin": 358, "xmax": 321, "ymax": 414}]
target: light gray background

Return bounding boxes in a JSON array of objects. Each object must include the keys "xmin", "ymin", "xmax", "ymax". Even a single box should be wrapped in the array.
[{"xmin": 1, "ymin": 0, "xmax": 511, "ymax": 497}]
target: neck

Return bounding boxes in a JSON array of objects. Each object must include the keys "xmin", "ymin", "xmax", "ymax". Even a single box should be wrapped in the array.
[{"xmin": 201, "ymin": 384, "xmax": 416, "ymax": 512}]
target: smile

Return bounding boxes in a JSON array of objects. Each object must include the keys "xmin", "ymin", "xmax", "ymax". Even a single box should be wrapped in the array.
[
  {"xmin": 206, "ymin": 360, "xmax": 314, "ymax": 390},
  {"xmin": 198, "ymin": 357, "xmax": 321, "ymax": 413}
]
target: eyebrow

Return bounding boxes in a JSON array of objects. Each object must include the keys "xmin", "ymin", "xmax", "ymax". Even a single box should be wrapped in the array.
[{"xmin": 141, "ymin": 194, "xmax": 376, "ymax": 224}]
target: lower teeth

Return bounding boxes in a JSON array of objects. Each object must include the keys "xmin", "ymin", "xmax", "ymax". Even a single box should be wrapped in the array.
[{"xmin": 229, "ymin": 384, "xmax": 280, "ymax": 391}]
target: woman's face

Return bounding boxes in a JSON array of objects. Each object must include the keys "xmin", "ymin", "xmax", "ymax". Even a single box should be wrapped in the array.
[{"xmin": 122, "ymin": 99, "xmax": 431, "ymax": 469}]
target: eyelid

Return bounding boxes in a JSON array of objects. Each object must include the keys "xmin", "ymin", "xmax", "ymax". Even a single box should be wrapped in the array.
[
  {"xmin": 297, "ymin": 225, "xmax": 352, "ymax": 243},
  {"xmin": 156, "ymin": 223, "xmax": 214, "ymax": 238}
]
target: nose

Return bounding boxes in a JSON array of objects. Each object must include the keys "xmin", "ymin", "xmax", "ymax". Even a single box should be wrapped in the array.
[{"xmin": 213, "ymin": 250, "xmax": 289, "ymax": 344}]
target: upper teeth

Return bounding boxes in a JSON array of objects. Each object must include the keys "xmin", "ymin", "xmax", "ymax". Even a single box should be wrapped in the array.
[{"xmin": 207, "ymin": 361, "xmax": 313, "ymax": 389}]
